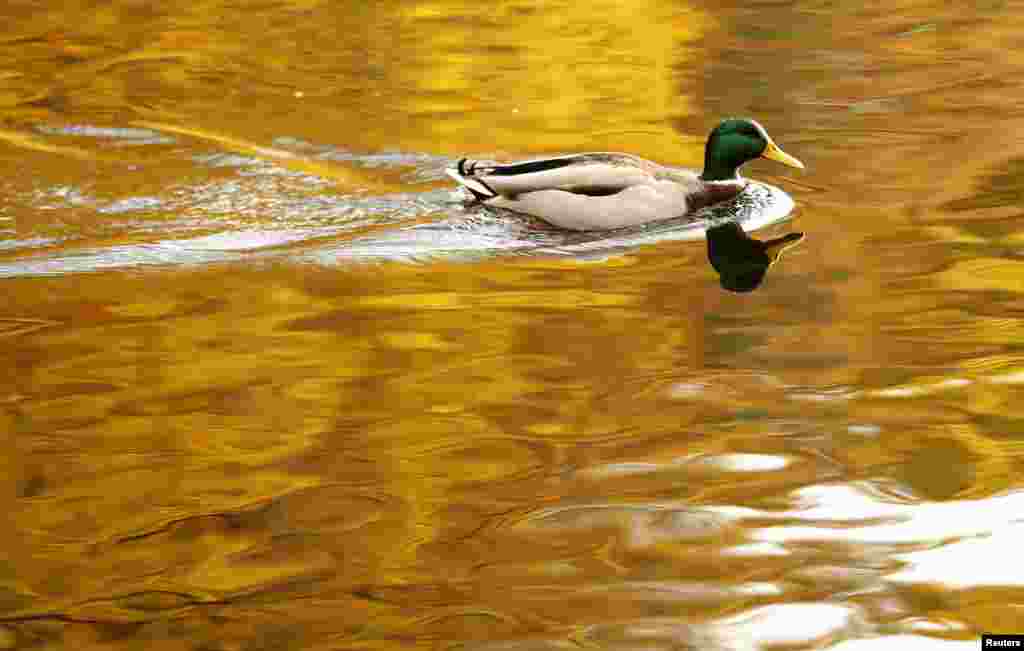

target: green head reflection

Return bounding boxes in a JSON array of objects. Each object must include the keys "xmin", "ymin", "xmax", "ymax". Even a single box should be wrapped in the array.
[{"xmin": 706, "ymin": 221, "xmax": 804, "ymax": 292}]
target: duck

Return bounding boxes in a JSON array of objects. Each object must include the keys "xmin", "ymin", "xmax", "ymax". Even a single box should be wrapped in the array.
[
  {"xmin": 446, "ymin": 118, "xmax": 804, "ymax": 231},
  {"xmin": 706, "ymin": 221, "xmax": 804, "ymax": 292}
]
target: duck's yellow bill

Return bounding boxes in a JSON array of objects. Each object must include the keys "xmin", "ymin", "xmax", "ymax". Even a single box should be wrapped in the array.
[{"xmin": 761, "ymin": 140, "xmax": 805, "ymax": 170}]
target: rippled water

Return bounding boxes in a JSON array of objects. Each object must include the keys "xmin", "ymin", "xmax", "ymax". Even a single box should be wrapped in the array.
[{"xmin": 1, "ymin": 0, "xmax": 1023, "ymax": 649}]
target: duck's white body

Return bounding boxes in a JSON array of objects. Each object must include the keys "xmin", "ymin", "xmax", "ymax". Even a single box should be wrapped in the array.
[{"xmin": 446, "ymin": 153, "xmax": 745, "ymax": 231}]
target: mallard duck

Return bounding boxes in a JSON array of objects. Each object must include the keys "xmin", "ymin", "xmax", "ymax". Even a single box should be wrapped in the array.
[
  {"xmin": 706, "ymin": 221, "xmax": 804, "ymax": 292},
  {"xmin": 446, "ymin": 118, "xmax": 804, "ymax": 231}
]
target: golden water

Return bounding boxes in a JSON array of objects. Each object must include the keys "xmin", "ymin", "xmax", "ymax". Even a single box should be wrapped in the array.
[{"xmin": 1, "ymin": 0, "xmax": 1023, "ymax": 648}]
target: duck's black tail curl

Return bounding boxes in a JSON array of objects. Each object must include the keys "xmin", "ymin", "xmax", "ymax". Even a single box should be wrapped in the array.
[{"xmin": 447, "ymin": 158, "xmax": 498, "ymax": 201}]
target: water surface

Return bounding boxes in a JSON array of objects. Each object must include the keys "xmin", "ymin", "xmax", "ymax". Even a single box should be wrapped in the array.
[{"xmin": 1, "ymin": 0, "xmax": 1023, "ymax": 649}]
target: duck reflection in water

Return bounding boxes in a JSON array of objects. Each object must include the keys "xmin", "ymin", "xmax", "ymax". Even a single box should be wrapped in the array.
[{"xmin": 706, "ymin": 221, "xmax": 804, "ymax": 292}]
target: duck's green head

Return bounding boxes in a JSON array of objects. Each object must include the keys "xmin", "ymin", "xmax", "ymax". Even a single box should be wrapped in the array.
[{"xmin": 701, "ymin": 118, "xmax": 804, "ymax": 182}]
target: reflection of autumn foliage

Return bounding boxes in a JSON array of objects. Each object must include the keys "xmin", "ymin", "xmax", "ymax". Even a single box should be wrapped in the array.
[
  {"xmin": 3, "ymin": 0, "xmax": 1024, "ymax": 647},
  {"xmin": 392, "ymin": 0, "xmax": 708, "ymax": 155},
  {"xmin": 0, "ymin": 0, "xmax": 710, "ymax": 160}
]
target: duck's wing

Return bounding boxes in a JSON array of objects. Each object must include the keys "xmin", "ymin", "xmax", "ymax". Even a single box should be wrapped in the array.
[{"xmin": 446, "ymin": 153, "xmax": 662, "ymax": 200}]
